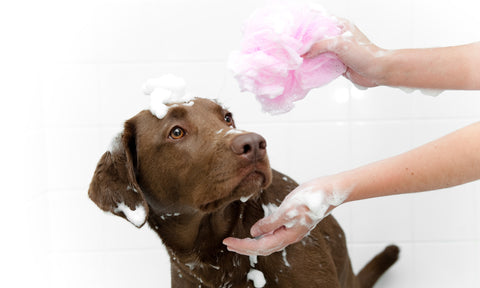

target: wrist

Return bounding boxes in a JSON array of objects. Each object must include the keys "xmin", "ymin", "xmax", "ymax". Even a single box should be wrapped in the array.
[
  {"xmin": 319, "ymin": 172, "xmax": 357, "ymax": 207},
  {"xmin": 371, "ymin": 49, "xmax": 397, "ymax": 87}
]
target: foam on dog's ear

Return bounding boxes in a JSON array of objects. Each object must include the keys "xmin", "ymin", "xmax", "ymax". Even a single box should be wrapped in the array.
[{"xmin": 88, "ymin": 129, "xmax": 149, "ymax": 228}]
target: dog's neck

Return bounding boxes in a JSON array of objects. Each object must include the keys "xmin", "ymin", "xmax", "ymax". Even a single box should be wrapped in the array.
[{"xmin": 147, "ymin": 200, "xmax": 254, "ymax": 262}]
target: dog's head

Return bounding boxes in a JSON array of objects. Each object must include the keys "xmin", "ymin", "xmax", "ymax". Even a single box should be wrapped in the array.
[{"xmin": 89, "ymin": 98, "xmax": 272, "ymax": 227}]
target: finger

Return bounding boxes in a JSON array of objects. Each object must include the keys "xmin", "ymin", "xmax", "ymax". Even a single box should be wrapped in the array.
[
  {"xmin": 223, "ymin": 235, "xmax": 286, "ymax": 256},
  {"xmin": 303, "ymin": 38, "xmax": 338, "ymax": 59},
  {"xmin": 344, "ymin": 68, "xmax": 378, "ymax": 88},
  {"xmin": 224, "ymin": 226, "xmax": 308, "ymax": 256},
  {"xmin": 251, "ymin": 203, "xmax": 313, "ymax": 237},
  {"xmin": 250, "ymin": 209, "xmax": 292, "ymax": 237}
]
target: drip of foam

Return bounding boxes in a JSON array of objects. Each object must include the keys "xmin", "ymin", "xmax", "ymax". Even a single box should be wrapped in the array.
[
  {"xmin": 247, "ymin": 269, "xmax": 267, "ymax": 288},
  {"xmin": 114, "ymin": 202, "xmax": 146, "ymax": 228},
  {"xmin": 398, "ymin": 86, "xmax": 443, "ymax": 97},
  {"xmin": 247, "ymin": 255, "xmax": 266, "ymax": 287}
]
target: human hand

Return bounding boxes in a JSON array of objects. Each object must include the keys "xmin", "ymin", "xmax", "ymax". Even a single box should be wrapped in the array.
[
  {"xmin": 304, "ymin": 19, "xmax": 389, "ymax": 88},
  {"xmin": 223, "ymin": 177, "xmax": 351, "ymax": 256}
]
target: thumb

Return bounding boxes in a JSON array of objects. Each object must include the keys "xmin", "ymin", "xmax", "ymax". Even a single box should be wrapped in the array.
[{"xmin": 303, "ymin": 37, "xmax": 340, "ymax": 59}]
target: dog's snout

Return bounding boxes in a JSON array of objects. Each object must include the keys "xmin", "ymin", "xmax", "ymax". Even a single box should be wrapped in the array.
[{"xmin": 231, "ymin": 133, "xmax": 267, "ymax": 162}]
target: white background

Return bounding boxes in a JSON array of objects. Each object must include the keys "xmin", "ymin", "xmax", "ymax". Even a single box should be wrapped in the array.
[{"xmin": 1, "ymin": 0, "xmax": 479, "ymax": 287}]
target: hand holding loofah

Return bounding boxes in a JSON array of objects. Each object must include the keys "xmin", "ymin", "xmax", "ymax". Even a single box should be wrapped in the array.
[{"xmin": 228, "ymin": 2, "xmax": 346, "ymax": 114}]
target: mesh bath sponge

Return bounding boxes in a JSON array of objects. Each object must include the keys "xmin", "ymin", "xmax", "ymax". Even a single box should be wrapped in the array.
[{"xmin": 228, "ymin": 2, "xmax": 346, "ymax": 114}]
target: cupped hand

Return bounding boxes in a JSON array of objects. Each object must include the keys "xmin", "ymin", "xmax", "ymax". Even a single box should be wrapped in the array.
[
  {"xmin": 223, "ymin": 204, "xmax": 314, "ymax": 256},
  {"xmin": 223, "ymin": 177, "xmax": 350, "ymax": 256}
]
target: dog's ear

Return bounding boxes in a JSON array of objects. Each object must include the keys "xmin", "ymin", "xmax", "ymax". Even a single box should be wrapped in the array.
[{"xmin": 88, "ymin": 120, "xmax": 149, "ymax": 228}]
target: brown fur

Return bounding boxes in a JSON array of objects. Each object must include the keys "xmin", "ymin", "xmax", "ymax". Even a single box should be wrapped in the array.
[{"xmin": 89, "ymin": 98, "xmax": 399, "ymax": 287}]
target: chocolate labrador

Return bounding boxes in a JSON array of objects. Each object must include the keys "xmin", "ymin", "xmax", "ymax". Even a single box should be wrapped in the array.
[{"xmin": 89, "ymin": 98, "xmax": 399, "ymax": 287}]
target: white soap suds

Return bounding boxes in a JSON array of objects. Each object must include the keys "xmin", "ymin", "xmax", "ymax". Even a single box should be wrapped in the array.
[
  {"xmin": 114, "ymin": 202, "xmax": 146, "ymax": 227},
  {"xmin": 285, "ymin": 184, "xmax": 351, "ymax": 227},
  {"xmin": 282, "ymin": 249, "xmax": 291, "ymax": 267},
  {"xmin": 240, "ymin": 194, "xmax": 254, "ymax": 203},
  {"xmin": 247, "ymin": 269, "xmax": 267, "ymax": 288},
  {"xmin": 262, "ymin": 203, "xmax": 279, "ymax": 218},
  {"xmin": 247, "ymin": 255, "xmax": 266, "ymax": 287},
  {"xmin": 249, "ymin": 255, "xmax": 258, "ymax": 266},
  {"xmin": 142, "ymin": 74, "xmax": 196, "ymax": 119},
  {"xmin": 225, "ymin": 128, "xmax": 246, "ymax": 135},
  {"xmin": 353, "ymin": 83, "xmax": 368, "ymax": 91},
  {"xmin": 341, "ymin": 30, "xmax": 353, "ymax": 38},
  {"xmin": 398, "ymin": 86, "xmax": 443, "ymax": 97},
  {"xmin": 108, "ymin": 133, "xmax": 122, "ymax": 154}
]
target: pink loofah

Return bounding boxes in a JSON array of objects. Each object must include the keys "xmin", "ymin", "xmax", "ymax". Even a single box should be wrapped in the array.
[{"xmin": 228, "ymin": 2, "xmax": 346, "ymax": 114}]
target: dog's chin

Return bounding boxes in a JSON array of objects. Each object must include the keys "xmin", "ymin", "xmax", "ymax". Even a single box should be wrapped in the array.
[{"xmin": 198, "ymin": 171, "xmax": 269, "ymax": 213}]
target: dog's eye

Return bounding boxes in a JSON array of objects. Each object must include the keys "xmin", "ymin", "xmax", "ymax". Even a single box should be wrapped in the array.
[
  {"xmin": 169, "ymin": 127, "xmax": 185, "ymax": 140},
  {"xmin": 224, "ymin": 113, "xmax": 234, "ymax": 126}
]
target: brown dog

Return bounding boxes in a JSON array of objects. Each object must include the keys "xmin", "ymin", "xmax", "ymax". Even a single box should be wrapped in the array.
[{"xmin": 89, "ymin": 98, "xmax": 399, "ymax": 287}]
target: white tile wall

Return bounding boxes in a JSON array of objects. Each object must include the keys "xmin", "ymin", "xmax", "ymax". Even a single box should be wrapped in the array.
[{"xmin": 4, "ymin": 0, "xmax": 480, "ymax": 287}]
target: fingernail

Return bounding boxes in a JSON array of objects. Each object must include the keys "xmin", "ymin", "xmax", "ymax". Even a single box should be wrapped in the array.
[
  {"xmin": 250, "ymin": 226, "xmax": 260, "ymax": 237},
  {"xmin": 303, "ymin": 52, "xmax": 314, "ymax": 59}
]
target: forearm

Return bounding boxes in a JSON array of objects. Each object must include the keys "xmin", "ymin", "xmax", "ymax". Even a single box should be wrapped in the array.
[
  {"xmin": 379, "ymin": 42, "xmax": 480, "ymax": 90},
  {"xmin": 342, "ymin": 121, "xmax": 480, "ymax": 203}
]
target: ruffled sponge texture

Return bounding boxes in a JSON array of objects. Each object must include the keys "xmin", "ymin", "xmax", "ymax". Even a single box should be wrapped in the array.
[{"xmin": 229, "ymin": 3, "xmax": 346, "ymax": 114}]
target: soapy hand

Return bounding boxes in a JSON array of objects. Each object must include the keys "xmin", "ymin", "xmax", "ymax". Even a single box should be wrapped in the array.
[
  {"xmin": 223, "ymin": 177, "xmax": 350, "ymax": 256},
  {"xmin": 304, "ymin": 19, "xmax": 388, "ymax": 88}
]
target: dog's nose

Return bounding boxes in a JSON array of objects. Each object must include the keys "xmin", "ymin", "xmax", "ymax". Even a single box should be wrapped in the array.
[{"xmin": 231, "ymin": 133, "xmax": 267, "ymax": 162}]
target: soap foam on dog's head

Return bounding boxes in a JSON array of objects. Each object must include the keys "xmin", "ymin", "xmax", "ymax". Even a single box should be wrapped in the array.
[{"xmin": 142, "ymin": 74, "xmax": 196, "ymax": 119}]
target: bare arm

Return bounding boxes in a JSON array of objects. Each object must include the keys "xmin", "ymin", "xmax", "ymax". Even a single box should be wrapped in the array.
[
  {"xmin": 224, "ymin": 121, "xmax": 480, "ymax": 256},
  {"xmin": 379, "ymin": 44, "xmax": 480, "ymax": 90},
  {"xmin": 343, "ymin": 121, "xmax": 480, "ymax": 202},
  {"xmin": 305, "ymin": 20, "xmax": 480, "ymax": 90}
]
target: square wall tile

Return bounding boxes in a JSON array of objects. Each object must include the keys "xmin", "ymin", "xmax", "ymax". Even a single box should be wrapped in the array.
[
  {"xmin": 350, "ymin": 86, "xmax": 414, "ymax": 121},
  {"xmin": 350, "ymin": 195, "xmax": 413, "ymax": 243},
  {"xmin": 281, "ymin": 122, "xmax": 350, "ymax": 183},
  {"xmin": 412, "ymin": 242, "xmax": 477, "ymax": 287},
  {"xmin": 412, "ymin": 185, "xmax": 476, "ymax": 242},
  {"xmin": 346, "ymin": 0, "xmax": 413, "ymax": 49},
  {"xmin": 413, "ymin": 0, "xmax": 480, "ymax": 47},
  {"xmin": 411, "ymin": 119, "xmax": 477, "ymax": 148},
  {"xmin": 348, "ymin": 243, "xmax": 413, "ymax": 288},
  {"xmin": 412, "ymin": 90, "xmax": 480, "ymax": 120},
  {"xmin": 350, "ymin": 121, "xmax": 413, "ymax": 167},
  {"xmin": 283, "ymin": 78, "xmax": 351, "ymax": 122}
]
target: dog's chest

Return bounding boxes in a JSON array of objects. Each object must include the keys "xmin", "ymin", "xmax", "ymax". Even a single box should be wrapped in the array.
[
  {"xmin": 172, "ymin": 249, "xmax": 297, "ymax": 288},
  {"xmin": 172, "ymin": 251, "xmax": 252, "ymax": 287}
]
